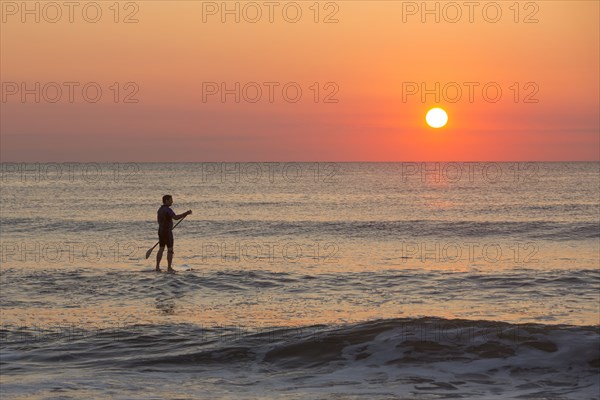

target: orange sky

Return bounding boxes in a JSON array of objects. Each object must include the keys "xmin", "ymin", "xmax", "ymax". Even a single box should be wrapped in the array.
[{"xmin": 1, "ymin": 1, "xmax": 598, "ymax": 161}]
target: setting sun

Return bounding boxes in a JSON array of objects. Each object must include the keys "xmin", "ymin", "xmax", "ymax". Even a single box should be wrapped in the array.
[{"xmin": 426, "ymin": 108, "xmax": 448, "ymax": 129}]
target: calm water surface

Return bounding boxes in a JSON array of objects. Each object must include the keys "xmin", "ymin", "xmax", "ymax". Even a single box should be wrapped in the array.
[{"xmin": 1, "ymin": 162, "xmax": 598, "ymax": 399}]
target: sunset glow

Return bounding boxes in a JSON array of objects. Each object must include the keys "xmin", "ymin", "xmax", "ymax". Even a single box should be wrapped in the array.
[{"xmin": 0, "ymin": 2, "xmax": 598, "ymax": 161}]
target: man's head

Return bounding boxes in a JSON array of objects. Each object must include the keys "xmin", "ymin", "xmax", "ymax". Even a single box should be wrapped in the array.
[{"xmin": 162, "ymin": 195, "xmax": 173, "ymax": 206}]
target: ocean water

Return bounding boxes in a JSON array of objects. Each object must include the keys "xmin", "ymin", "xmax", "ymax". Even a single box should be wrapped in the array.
[{"xmin": 1, "ymin": 162, "xmax": 599, "ymax": 399}]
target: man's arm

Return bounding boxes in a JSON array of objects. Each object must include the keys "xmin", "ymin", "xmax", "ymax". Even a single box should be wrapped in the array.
[{"xmin": 173, "ymin": 210, "xmax": 192, "ymax": 220}]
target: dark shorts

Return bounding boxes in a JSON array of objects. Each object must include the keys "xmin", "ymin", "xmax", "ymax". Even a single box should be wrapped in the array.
[{"xmin": 158, "ymin": 230, "xmax": 174, "ymax": 249}]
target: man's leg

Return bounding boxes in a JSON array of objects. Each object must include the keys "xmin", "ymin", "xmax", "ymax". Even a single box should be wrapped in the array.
[
  {"xmin": 156, "ymin": 245, "xmax": 165, "ymax": 271},
  {"xmin": 166, "ymin": 232, "xmax": 175, "ymax": 272},
  {"xmin": 167, "ymin": 247, "xmax": 174, "ymax": 271}
]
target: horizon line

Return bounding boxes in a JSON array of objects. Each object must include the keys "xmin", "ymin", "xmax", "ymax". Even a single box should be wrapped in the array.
[{"xmin": 1, "ymin": 160, "xmax": 599, "ymax": 164}]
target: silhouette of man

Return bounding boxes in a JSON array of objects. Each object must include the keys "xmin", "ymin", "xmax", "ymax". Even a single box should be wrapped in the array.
[{"xmin": 156, "ymin": 195, "xmax": 192, "ymax": 272}]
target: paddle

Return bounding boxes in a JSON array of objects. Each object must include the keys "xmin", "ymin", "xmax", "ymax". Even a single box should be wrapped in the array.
[{"xmin": 145, "ymin": 214, "xmax": 188, "ymax": 259}]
